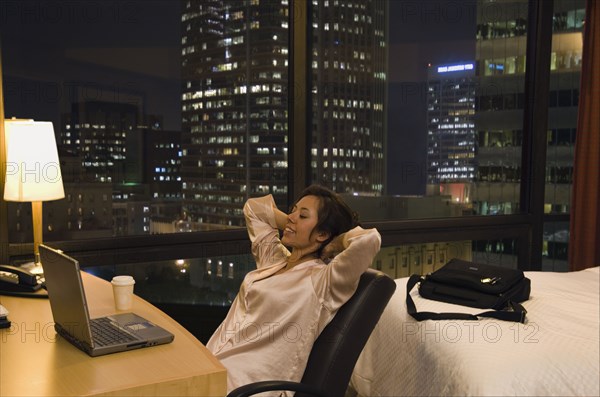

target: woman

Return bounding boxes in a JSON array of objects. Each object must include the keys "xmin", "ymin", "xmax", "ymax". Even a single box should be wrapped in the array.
[{"xmin": 206, "ymin": 185, "xmax": 381, "ymax": 394}]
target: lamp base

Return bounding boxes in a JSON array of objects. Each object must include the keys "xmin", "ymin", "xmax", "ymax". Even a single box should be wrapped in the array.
[{"xmin": 19, "ymin": 261, "xmax": 44, "ymax": 276}]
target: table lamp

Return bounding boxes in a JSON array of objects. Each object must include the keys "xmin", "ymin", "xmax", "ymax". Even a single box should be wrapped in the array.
[{"xmin": 3, "ymin": 119, "xmax": 65, "ymax": 273}]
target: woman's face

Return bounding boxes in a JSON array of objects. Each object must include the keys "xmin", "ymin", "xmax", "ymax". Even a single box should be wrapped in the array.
[{"xmin": 281, "ymin": 195, "xmax": 327, "ymax": 252}]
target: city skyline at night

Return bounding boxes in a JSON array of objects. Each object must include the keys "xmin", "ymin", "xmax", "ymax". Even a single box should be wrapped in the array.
[{"xmin": 0, "ymin": 0, "xmax": 583, "ymax": 271}]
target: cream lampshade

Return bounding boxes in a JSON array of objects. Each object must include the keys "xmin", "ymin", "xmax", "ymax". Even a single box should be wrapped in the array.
[{"xmin": 3, "ymin": 119, "xmax": 65, "ymax": 270}]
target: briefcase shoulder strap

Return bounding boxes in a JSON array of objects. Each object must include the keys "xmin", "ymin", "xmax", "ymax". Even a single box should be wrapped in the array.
[{"xmin": 406, "ymin": 274, "xmax": 527, "ymax": 323}]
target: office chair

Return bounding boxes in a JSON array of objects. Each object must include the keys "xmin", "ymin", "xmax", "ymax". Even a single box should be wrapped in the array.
[{"xmin": 227, "ymin": 269, "xmax": 397, "ymax": 397}]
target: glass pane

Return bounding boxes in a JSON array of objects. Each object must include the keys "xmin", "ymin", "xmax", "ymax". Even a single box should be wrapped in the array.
[
  {"xmin": 543, "ymin": 0, "xmax": 585, "ymax": 264},
  {"xmin": 375, "ymin": 238, "xmax": 519, "ymax": 278},
  {"xmin": 1, "ymin": 0, "xmax": 290, "ymax": 246},
  {"xmin": 308, "ymin": 0, "xmax": 532, "ymax": 221},
  {"xmin": 85, "ymin": 254, "xmax": 254, "ymax": 306},
  {"xmin": 542, "ymin": 221, "xmax": 569, "ymax": 271},
  {"xmin": 84, "ymin": 253, "xmax": 254, "ymax": 343}
]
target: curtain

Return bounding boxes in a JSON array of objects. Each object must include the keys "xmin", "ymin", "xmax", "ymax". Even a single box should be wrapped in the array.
[
  {"xmin": 568, "ymin": 0, "xmax": 600, "ymax": 270},
  {"xmin": 0, "ymin": 51, "xmax": 8, "ymax": 264}
]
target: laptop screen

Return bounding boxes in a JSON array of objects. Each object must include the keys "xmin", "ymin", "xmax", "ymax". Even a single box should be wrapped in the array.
[{"xmin": 39, "ymin": 244, "xmax": 95, "ymax": 347}]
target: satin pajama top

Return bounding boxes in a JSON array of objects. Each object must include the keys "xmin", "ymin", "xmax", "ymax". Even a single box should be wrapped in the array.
[{"xmin": 206, "ymin": 194, "xmax": 381, "ymax": 394}]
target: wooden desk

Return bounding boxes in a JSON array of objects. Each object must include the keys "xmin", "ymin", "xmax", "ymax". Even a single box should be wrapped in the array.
[{"xmin": 0, "ymin": 272, "xmax": 227, "ymax": 397}]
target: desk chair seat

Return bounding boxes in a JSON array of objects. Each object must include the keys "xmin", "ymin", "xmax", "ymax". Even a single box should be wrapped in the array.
[{"xmin": 227, "ymin": 269, "xmax": 397, "ymax": 397}]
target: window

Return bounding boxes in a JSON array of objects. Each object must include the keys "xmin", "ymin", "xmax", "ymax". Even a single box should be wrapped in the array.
[
  {"xmin": 0, "ymin": 0, "xmax": 582, "ymax": 280},
  {"xmin": 0, "ymin": 0, "xmax": 289, "ymax": 241}
]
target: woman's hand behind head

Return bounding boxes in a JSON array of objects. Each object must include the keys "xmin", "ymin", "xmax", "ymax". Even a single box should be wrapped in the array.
[{"xmin": 320, "ymin": 234, "xmax": 345, "ymax": 263}]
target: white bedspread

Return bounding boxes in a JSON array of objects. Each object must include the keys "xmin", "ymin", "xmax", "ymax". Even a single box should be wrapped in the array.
[{"xmin": 351, "ymin": 267, "xmax": 600, "ymax": 397}]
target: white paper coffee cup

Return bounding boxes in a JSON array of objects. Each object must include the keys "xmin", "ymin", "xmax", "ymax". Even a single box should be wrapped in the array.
[{"xmin": 111, "ymin": 275, "xmax": 135, "ymax": 311}]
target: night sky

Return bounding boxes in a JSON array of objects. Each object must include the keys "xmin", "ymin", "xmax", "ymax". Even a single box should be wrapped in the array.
[
  {"xmin": 0, "ymin": 0, "xmax": 476, "ymax": 195},
  {"xmin": 0, "ymin": 0, "xmax": 182, "ymax": 128}
]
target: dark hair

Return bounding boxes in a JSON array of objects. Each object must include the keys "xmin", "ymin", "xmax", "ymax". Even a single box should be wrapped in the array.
[{"xmin": 293, "ymin": 184, "xmax": 359, "ymax": 257}]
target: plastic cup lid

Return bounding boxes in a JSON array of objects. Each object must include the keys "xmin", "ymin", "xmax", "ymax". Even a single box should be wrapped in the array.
[{"xmin": 111, "ymin": 275, "xmax": 135, "ymax": 286}]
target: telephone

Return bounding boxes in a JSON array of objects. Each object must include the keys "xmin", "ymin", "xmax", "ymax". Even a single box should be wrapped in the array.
[{"xmin": 0, "ymin": 264, "xmax": 44, "ymax": 293}]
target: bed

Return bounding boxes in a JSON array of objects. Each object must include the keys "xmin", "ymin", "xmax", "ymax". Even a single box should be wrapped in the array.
[{"xmin": 350, "ymin": 266, "xmax": 600, "ymax": 397}]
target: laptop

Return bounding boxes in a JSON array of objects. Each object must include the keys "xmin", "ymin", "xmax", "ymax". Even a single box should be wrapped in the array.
[{"xmin": 39, "ymin": 244, "xmax": 174, "ymax": 357}]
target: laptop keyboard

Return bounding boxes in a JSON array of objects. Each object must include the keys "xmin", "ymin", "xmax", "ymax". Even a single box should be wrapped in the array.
[{"xmin": 90, "ymin": 317, "xmax": 139, "ymax": 346}]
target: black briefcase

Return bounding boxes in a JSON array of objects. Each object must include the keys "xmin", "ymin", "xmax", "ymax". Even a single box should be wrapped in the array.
[{"xmin": 406, "ymin": 259, "xmax": 531, "ymax": 323}]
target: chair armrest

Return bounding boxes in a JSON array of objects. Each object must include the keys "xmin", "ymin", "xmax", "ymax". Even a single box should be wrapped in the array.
[{"xmin": 226, "ymin": 380, "xmax": 326, "ymax": 397}]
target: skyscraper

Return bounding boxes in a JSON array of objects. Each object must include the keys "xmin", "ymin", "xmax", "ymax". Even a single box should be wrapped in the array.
[
  {"xmin": 58, "ymin": 90, "xmax": 181, "ymax": 237},
  {"xmin": 426, "ymin": 62, "xmax": 476, "ymax": 186},
  {"xmin": 472, "ymin": 0, "xmax": 584, "ymax": 265},
  {"xmin": 472, "ymin": 0, "xmax": 584, "ymax": 220},
  {"xmin": 181, "ymin": 0, "xmax": 387, "ymax": 227},
  {"xmin": 62, "ymin": 100, "xmax": 139, "ymax": 184},
  {"xmin": 181, "ymin": 0, "xmax": 289, "ymax": 228},
  {"xmin": 310, "ymin": 0, "xmax": 387, "ymax": 194}
]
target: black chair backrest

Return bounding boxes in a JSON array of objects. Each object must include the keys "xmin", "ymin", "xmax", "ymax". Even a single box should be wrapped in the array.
[{"xmin": 298, "ymin": 269, "xmax": 396, "ymax": 397}]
